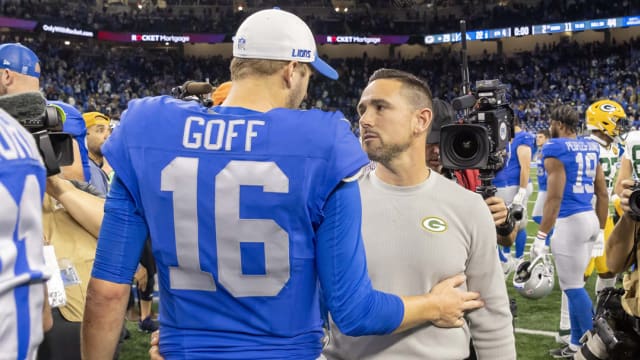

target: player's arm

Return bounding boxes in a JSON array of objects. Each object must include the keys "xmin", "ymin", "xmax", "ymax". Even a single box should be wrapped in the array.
[
  {"xmin": 46, "ymin": 175, "xmax": 105, "ymax": 238},
  {"xmin": 593, "ymin": 163, "xmax": 609, "ymax": 229},
  {"xmin": 539, "ymin": 157, "xmax": 565, "ymax": 234},
  {"xmin": 316, "ymin": 181, "xmax": 483, "ymax": 336},
  {"xmin": 607, "ymin": 179, "xmax": 639, "ymax": 273},
  {"xmin": 81, "ymin": 176, "xmax": 149, "ymax": 360},
  {"xmin": 60, "ymin": 138, "xmax": 85, "ymax": 182},
  {"xmin": 43, "ymin": 284, "xmax": 53, "ymax": 332},
  {"xmin": 517, "ymin": 144, "xmax": 532, "ymax": 189}
]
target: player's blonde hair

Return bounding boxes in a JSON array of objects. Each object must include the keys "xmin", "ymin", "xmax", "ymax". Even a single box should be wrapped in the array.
[{"xmin": 230, "ymin": 58, "xmax": 309, "ymax": 81}]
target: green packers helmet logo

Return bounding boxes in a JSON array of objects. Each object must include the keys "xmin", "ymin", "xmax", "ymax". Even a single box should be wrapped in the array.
[{"xmin": 421, "ymin": 217, "xmax": 448, "ymax": 233}]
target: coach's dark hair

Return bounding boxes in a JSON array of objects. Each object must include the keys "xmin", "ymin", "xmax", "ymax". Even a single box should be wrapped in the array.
[
  {"xmin": 368, "ymin": 68, "xmax": 433, "ymax": 110},
  {"xmin": 550, "ymin": 105, "xmax": 579, "ymax": 131}
]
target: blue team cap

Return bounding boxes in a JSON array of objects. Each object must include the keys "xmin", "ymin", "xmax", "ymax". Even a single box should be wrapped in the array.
[{"xmin": 0, "ymin": 43, "xmax": 41, "ymax": 78}]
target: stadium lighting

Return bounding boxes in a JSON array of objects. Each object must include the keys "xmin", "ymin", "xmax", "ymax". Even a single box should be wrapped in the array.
[
  {"xmin": 238, "ymin": 6, "xmax": 243, "ymax": 11},
  {"xmin": 344, "ymin": 7, "xmax": 348, "ymax": 12},
  {"xmin": 165, "ymin": 42, "xmax": 169, "ymax": 46},
  {"xmin": 335, "ymin": 7, "xmax": 340, "ymax": 12},
  {"xmin": 137, "ymin": 3, "xmax": 142, "ymax": 9},
  {"xmin": 64, "ymin": 40, "xmax": 70, "ymax": 45}
]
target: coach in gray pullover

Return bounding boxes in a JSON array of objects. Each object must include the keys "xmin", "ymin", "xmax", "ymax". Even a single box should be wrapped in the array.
[{"xmin": 324, "ymin": 69, "xmax": 516, "ymax": 360}]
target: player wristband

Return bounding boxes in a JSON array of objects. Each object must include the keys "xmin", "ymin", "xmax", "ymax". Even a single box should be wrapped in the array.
[{"xmin": 536, "ymin": 230, "xmax": 547, "ymax": 241}]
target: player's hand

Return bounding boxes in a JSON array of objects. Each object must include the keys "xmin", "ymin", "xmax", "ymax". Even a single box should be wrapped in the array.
[
  {"xmin": 429, "ymin": 274, "xmax": 484, "ymax": 328},
  {"xmin": 485, "ymin": 196, "xmax": 508, "ymax": 226},
  {"xmin": 149, "ymin": 330, "xmax": 164, "ymax": 360},
  {"xmin": 530, "ymin": 231, "xmax": 548, "ymax": 259},
  {"xmin": 512, "ymin": 187, "xmax": 527, "ymax": 207},
  {"xmin": 619, "ymin": 179, "xmax": 635, "ymax": 214},
  {"xmin": 134, "ymin": 265, "xmax": 148, "ymax": 292},
  {"xmin": 591, "ymin": 229, "xmax": 605, "ymax": 257},
  {"xmin": 45, "ymin": 175, "xmax": 74, "ymax": 200}
]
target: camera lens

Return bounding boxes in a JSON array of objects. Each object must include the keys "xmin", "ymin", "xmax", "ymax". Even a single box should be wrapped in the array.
[
  {"xmin": 440, "ymin": 124, "xmax": 489, "ymax": 169},
  {"xmin": 452, "ymin": 132, "xmax": 480, "ymax": 160},
  {"xmin": 628, "ymin": 188, "xmax": 640, "ymax": 220}
]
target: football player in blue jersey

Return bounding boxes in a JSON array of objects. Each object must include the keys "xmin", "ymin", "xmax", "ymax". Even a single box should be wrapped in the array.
[
  {"xmin": 0, "ymin": 43, "xmax": 51, "ymax": 359},
  {"xmin": 82, "ymin": 9, "xmax": 483, "ymax": 360},
  {"xmin": 532, "ymin": 105, "xmax": 608, "ymax": 358},
  {"xmin": 494, "ymin": 118, "xmax": 534, "ymax": 268}
]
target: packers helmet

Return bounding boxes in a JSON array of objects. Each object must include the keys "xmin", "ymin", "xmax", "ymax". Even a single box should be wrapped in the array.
[{"xmin": 586, "ymin": 100, "xmax": 626, "ymax": 142}]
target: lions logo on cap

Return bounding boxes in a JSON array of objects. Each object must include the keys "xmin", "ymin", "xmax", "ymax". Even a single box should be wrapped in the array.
[
  {"xmin": 421, "ymin": 216, "xmax": 448, "ymax": 233},
  {"xmin": 237, "ymin": 37, "xmax": 246, "ymax": 51}
]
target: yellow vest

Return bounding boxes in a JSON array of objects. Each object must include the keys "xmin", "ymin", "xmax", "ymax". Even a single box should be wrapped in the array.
[{"xmin": 42, "ymin": 195, "xmax": 97, "ymax": 322}]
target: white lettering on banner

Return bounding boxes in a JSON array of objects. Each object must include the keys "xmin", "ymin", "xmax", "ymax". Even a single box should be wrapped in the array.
[
  {"xmin": 41, "ymin": 24, "xmax": 93, "ymax": 37},
  {"xmin": 182, "ymin": 116, "xmax": 265, "ymax": 152},
  {"xmin": 332, "ymin": 36, "xmax": 382, "ymax": 44},
  {"xmin": 131, "ymin": 34, "xmax": 191, "ymax": 43}
]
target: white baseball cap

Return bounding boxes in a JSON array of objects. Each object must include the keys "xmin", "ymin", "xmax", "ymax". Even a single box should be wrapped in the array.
[{"xmin": 233, "ymin": 8, "xmax": 338, "ymax": 80}]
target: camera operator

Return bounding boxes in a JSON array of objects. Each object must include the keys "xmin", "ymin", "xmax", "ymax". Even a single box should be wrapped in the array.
[
  {"xmin": 0, "ymin": 42, "xmax": 52, "ymax": 359},
  {"xmin": 426, "ymin": 98, "xmax": 516, "ymax": 247}
]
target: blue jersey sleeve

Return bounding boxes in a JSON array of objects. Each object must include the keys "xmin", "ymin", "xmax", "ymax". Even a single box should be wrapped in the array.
[
  {"xmin": 316, "ymin": 180, "xmax": 404, "ymax": 336},
  {"xmin": 322, "ymin": 113, "xmax": 369, "ymax": 192},
  {"xmin": 541, "ymin": 139, "xmax": 563, "ymax": 160},
  {"xmin": 91, "ymin": 175, "xmax": 149, "ymax": 284}
]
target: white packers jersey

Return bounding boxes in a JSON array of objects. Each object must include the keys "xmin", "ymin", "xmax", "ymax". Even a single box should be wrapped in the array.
[
  {"xmin": 599, "ymin": 142, "xmax": 620, "ymax": 196},
  {"xmin": 624, "ymin": 130, "xmax": 640, "ymax": 179}
]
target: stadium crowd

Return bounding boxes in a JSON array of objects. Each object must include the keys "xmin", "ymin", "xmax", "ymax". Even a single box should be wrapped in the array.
[
  {"xmin": 1, "ymin": 0, "xmax": 637, "ymax": 35},
  {"xmin": 3, "ymin": 31, "xmax": 639, "ymax": 134}
]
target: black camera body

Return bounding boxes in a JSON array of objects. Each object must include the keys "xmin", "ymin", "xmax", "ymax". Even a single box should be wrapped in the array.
[
  {"xmin": 627, "ymin": 181, "xmax": 640, "ymax": 221},
  {"xmin": 440, "ymin": 79, "xmax": 521, "ymax": 234},
  {"xmin": 27, "ymin": 106, "xmax": 74, "ymax": 176},
  {"xmin": 0, "ymin": 92, "xmax": 74, "ymax": 176},
  {"xmin": 440, "ymin": 79, "xmax": 514, "ymax": 171},
  {"xmin": 576, "ymin": 287, "xmax": 640, "ymax": 359}
]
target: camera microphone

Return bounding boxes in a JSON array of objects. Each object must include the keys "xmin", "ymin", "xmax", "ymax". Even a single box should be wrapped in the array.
[
  {"xmin": 0, "ymin": 92, "xmax": 47, "ymax": 123},
  {"xmin": 451, "ymin": 94, "xmax": 476, "ymax": 111},
  {"xmin": 172, "ymin": 81, "xmax": 213, "ymax": 97}
]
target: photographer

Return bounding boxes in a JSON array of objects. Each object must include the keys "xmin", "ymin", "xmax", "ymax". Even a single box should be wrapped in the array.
[
  {"xmin": 568, "ymin": 177, "xmax": 640, "ymax": 359},
  {"xmin": 0, "ymin": 42, "xmax": 52, "ymax": 359},
  {"xmin": 426, "ymin": 98, "xmax": 515, "ymax": 247},
  {"xmin": 608, "ymin": 179, "xmax": 640, "ymax": 312}
]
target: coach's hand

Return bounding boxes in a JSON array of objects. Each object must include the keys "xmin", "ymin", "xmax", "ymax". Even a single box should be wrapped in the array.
[
  {"xmin": 485, "ymin": 196, "xmax": 508, "ymax": 226},
  {"xmin": 430, "ymin": 274, "xmax": 484, "ymax": 328},
  {"xmin": 149, "ymin": 330, "xmax": 164, "ymax": 360}
]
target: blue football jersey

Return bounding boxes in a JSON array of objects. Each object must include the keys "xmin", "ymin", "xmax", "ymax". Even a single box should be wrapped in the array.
[
  {"xmin": 542, "ymin": 137, "xmax": 600, "ymax": 218},
  {"xmin": 494, "ymin": 131, "xmax": 534, "ymax": 187},
  {"xmin": 94, "ymin": 96, "xmax": 383, "ymax": 358},
  {"xmin": 536, "ymin": 154, "xmax": 547, "ymax": 192},
  {"xmin": 0, "ymin": 109, "xmax": 47, "ymax": 359}
]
